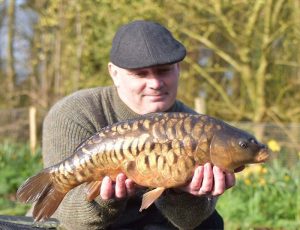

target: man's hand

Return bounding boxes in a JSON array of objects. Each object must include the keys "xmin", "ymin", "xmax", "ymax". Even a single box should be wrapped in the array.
[
  {"xmin": 100, "ymin": 173, "xmax": 136, "ymax": 200},
  {"xmin": 178, "ymin": 163, "xmax": 236, "ymax": 196}
]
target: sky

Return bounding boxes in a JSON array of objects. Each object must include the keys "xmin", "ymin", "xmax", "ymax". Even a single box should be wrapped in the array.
[{"xmin": 0, "ymin": 0, "xmax": 38, "ymax": 83}]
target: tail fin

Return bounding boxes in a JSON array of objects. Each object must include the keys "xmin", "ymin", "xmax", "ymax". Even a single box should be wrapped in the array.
[{"xmin": 16, "ymin": 170, "xmax": 66, "ymax": 221}]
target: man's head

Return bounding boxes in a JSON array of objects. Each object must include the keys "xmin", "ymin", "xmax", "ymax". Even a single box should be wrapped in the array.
[{"xmin": 108, "ymin": 20, "xmax": 186, "ymax": 115}]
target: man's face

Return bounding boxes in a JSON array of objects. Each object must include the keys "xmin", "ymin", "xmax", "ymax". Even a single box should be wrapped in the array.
[{"xmin": 109, "ymin": 63, "xmax": 180, "ymax": 115}]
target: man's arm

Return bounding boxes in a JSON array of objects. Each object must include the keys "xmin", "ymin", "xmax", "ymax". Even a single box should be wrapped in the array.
[{"xmin": 41, "ymin": 103, "xmax": 129, "ymax": 230}]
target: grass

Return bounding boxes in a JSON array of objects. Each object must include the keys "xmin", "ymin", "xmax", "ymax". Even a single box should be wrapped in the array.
[
  {"xmin": 0, "ymin": 141, "xmax": 43, "ymax": 215},
  {"xmin": 217, "ymin": 144, "xmax": 300, "ymax": 230}
]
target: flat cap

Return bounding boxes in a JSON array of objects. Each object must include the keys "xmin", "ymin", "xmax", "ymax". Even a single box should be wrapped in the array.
[{"xmin": 110, "ymin": 20, "xmax": 186, "ymax": 69}]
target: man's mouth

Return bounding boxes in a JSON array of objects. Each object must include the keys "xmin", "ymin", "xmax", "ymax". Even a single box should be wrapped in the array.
[
  {"xmin": 147, "ymin": 92, "xmax": 167, "ymax": 96},
  {"xmin": 144, "ymin": 93, "xmax": 168, "ymax": 101}
]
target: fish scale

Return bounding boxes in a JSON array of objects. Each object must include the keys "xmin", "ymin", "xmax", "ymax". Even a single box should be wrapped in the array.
[{"xmin": 17, "ymin": 112, "xmax": 270, "ymax": 221}]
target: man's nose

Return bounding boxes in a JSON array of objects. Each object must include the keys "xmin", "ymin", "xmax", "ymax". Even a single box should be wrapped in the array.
[{"xmin": 148, "ymin": 77, "xmax": 164, "ymax": 89}]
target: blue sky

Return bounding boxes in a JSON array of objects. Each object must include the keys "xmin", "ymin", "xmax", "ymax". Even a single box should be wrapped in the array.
[{"xmin": 0, "ymin": 0, "xmax": 38, "ymax": 83}]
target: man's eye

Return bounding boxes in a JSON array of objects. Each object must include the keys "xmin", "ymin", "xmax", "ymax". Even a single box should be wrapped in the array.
[
  {"xmin": 158, "ymin": 69, "xmax": 170, "ymax": 74},
  {"xmin": 134, "ymin": 72, "xmax": 147, "ymax": 78}
]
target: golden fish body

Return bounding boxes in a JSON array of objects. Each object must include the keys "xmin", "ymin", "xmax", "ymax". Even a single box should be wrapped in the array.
[
  {"xmin": 56, "ymin": 112, "xmax": 212, "ymax": 190},
  {"xmin": 17, "ymin": 112, "xmax": 269, "ymax": 221}
]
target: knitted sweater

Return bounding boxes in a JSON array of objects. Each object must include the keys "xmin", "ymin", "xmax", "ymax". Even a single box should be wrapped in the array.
[{"xmin": 42, "ymin": 86, "xmax": 217, "ymax": 230}]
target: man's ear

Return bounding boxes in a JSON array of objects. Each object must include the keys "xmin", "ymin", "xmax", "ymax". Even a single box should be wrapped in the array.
[{"xmin": 108, "ymin": 62, "xmax": 120, "ymax": 87}]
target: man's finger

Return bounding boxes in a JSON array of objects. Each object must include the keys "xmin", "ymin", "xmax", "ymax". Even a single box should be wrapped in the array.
[
  {"xmin": 189, "ymin": 166, "xmax": 204, "ymax": 191},
  {"xmin": 198, "ymin": 163, "xmax": 213, "ymax": 195},
  {"xmin": 115, "ymin": 173, "xmax": 127, "ymax": 199},
  {"xmin": 125, "ymin": 178, "xmax": 135, "ymax": 197},
  {"xmin": 211, "ymin": 166, "xmax": 225, "ymax": 196},
  {"xmin": 100, "ymin": 176, "xmax": 113, "ymax": 200}
]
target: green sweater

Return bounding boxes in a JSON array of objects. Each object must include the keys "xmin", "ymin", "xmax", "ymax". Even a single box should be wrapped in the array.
[{"xmin": 42, "ymin": 86, "xmax": 217, "ymax": 230}]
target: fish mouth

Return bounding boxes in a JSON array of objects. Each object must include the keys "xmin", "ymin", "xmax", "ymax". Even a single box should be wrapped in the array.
[
  {"xmin": 255, "ymin": 149, "xmax": 270, "ymax": 163},
  {"xmin": 234, "ymin": 165, "xmax": 245, "ymax": 173}
]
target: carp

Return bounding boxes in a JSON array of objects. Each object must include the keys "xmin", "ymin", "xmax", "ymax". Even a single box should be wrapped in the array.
[{"xmin": 17, "ymin": 112, "xmax": 269, "ymax": 221}]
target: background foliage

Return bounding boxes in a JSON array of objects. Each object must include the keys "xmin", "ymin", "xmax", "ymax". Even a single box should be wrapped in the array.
[
  {"xmin": 0, "ymin": 0, "xmax": 299, "ymax": 123},
  {"xmin": 0, "ymin": 142, "xmax": 42, "ymax": 215}
]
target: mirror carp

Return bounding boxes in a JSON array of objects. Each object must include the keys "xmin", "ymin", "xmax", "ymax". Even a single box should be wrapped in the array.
[{"xmin": 17, "ymin": 112, "xmax": 269, "ymax": 221}]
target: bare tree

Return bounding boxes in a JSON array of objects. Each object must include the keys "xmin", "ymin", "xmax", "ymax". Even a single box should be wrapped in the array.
[
  {"xmin": 0, "ymin": 1, "xmax": 6, "ymax": 94},
  {"xmin": 6, "ymin": 0, "xmax": 16, "ymax": 105},
  {"xmin": 18, "ymin": 0, "xmax": 300, "ymax": 124},
  {"xmin": 158, "ymin": 0, "xmax": 299, "ymax": 123}
]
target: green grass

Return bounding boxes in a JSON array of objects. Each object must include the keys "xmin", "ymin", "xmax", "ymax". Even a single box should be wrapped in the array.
[
  {"xmin": 0, "ymin": 141, "xmax": 43, "ymax": 215},
  {"xmin": 217, "ymin": 156, "xmax": 300, "ymax": 230}
]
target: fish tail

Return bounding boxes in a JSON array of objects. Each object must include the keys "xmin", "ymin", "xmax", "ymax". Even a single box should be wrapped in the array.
[{"xmin": 16, "ymin": 169, "xmax": 66, "ymax": 221}]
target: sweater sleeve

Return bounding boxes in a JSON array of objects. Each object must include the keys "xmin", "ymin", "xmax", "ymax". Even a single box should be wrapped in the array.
[{"xmin": 41, "ymin": 94, "xmax": 128, "ymax": 230}]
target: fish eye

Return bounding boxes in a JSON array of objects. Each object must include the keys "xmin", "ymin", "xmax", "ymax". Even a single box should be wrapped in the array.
[{"xmin": 239, "ymin": 141, "xmax": 248, "ymax": 149}]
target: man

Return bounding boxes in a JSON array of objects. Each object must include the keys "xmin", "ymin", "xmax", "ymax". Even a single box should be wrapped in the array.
[{"xmin": 42, "ymin": 20, "xmax": 235, "ymax": 229}]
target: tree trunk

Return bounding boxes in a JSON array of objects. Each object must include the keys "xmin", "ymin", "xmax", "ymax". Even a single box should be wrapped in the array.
[
  {"xmin": 74, "ymin": 1, "xmax": 82, "ymax": 91},
  {"xmin": 6, "ymin": 0, "xmax": 16, "ymax": 106},
  {"xmin": 54, "ymin": 0, "xmax": 64, "ymax": 99},
  {"xmin": 0, "ymin": 2, "xmax": 6, "ymax": 90}
]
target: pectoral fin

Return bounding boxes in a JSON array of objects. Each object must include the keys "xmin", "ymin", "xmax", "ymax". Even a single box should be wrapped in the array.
[
  {"xmin": 140, "ymin": 187, "xmax": 165, "ymax": 212},
  {"xmin": 85, "ymin": 181, "xmax": 102, "ymax": 201}
]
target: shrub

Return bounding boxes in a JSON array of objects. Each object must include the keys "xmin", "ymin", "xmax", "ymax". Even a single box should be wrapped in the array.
[{"xmin": 0, "ymin": 141, "xmax": 43, "ymax": 215}]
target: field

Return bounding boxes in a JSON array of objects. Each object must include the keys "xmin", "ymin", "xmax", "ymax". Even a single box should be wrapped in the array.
[{"xmin": 0, "ymin": 141, "xmax": 299, "ymax": 229}]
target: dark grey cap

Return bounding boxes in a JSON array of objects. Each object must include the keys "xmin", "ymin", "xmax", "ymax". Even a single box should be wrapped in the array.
[{"xmin": 110, "ymin": 20, "xmax": 186, "ymax": 69}]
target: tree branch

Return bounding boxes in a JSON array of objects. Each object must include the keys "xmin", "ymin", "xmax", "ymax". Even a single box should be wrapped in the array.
[
  {"xmin": 186, "ymin": 57, "xmax": 241, "ymax": 116},
  {"xmin": 212, "ymin": 0, "xmax": 237, "ymax": 39},
  {"xmin": 244, "ymin": 0, "xmax": 264, "ymax": 38},
  {"xmin": 181, "ymin": 27, "xmax": 242, "ymax": 72}
]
